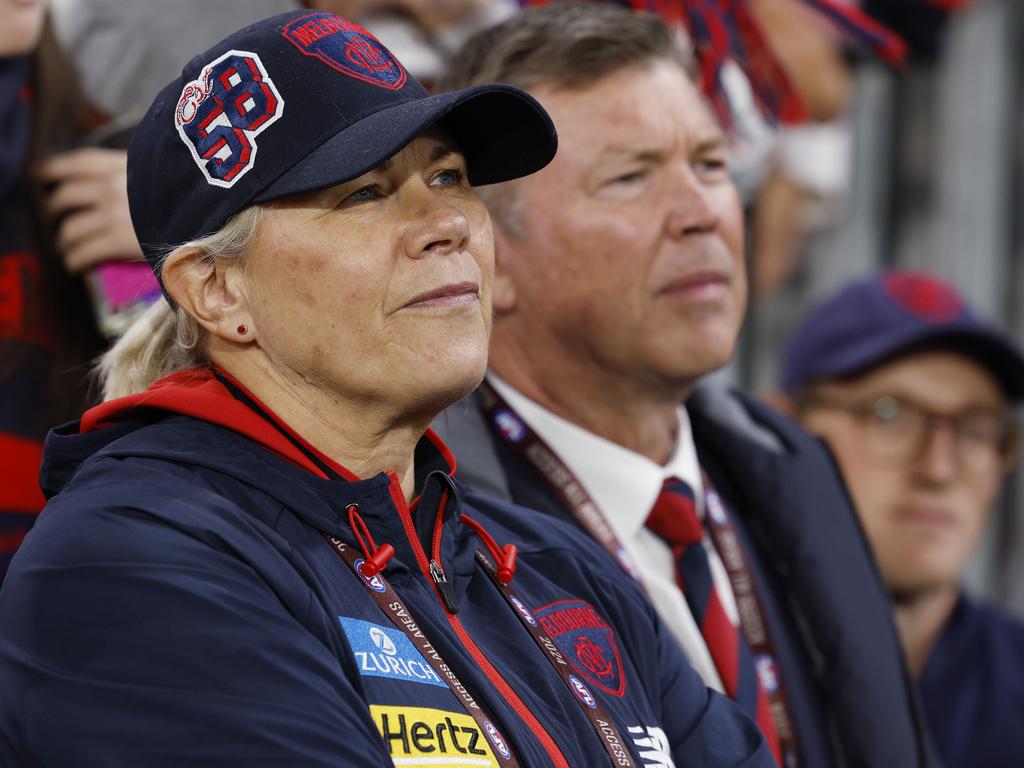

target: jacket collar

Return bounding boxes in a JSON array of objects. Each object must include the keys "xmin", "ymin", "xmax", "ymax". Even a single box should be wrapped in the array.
[{"xmin": 77, "ymin": 367, "xmax": 480, "ymax": 602}]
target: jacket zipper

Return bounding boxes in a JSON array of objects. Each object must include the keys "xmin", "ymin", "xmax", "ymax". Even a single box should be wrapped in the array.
[{"xmin": 388, "ymin": 475, "xmax": 570, "ymax": 768}]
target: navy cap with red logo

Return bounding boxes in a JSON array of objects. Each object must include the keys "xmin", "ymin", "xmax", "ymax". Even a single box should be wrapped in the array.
[
  {"xmin": 127, "ymin": 10, "xmax": 557, "ymax": 281},
  {"xmin": 780, "ymin": 271, "xmax": 1024, "ymax": 400}
]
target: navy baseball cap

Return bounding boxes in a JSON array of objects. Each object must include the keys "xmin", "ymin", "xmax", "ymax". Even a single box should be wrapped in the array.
[
  {"xmin": 127, "ymin": 10, "xmax": 557, "ymax": 279},
  {"xmin": 780, "ymin": 270, "xmax": 1024, "ymax": 400}
]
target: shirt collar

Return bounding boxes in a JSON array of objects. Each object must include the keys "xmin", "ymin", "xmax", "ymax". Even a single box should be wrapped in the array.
[{"xmin": 488, "ymin": 374, "xmax": 704, "ymax": 541}]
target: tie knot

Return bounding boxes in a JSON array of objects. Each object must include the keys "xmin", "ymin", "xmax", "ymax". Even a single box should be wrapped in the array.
[{"xmin": 646, "ymin": 477, "xmax": 702, "ymax": 547}]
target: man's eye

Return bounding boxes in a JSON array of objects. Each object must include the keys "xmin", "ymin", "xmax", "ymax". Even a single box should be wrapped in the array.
[
  {"xmin": 608, "ymin": 169, "xmax": 647, "ymax": 185},
  {"xmin": 696, "ymin": 157, "xmax": 728, "ymax": 173},
  {"xmin": 431, "ymin": 169, "xmax": 465, "ymax": 187}
]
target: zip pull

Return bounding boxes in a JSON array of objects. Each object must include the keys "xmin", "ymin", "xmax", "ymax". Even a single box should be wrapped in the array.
[{"xmin": 429, "ymin": 559, "xmax": 461, "ymax": 614}]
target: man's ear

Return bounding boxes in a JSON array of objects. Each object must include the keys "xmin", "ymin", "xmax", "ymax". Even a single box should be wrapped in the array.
[
  {"xmin": 491, "ymin": 226, "xmax": 518, "ymax": 315},
  {"xmin": 160, "ymin": 249, "xmax": 254, "ymax": 342}
]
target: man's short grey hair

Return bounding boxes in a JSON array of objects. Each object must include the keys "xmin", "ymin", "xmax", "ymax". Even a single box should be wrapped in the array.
[
  {"xmin": 440, "ymin": 2, "xmax": 696, "ymax": 234},
  {"xmin": 439, "ymin": 2, "xmax": 696, "ymax": 94}
]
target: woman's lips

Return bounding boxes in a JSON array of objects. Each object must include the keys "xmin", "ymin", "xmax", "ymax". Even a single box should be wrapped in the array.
[{"xmin": 402, "ymin": 282, "xmax": 479, "ymax": 310}]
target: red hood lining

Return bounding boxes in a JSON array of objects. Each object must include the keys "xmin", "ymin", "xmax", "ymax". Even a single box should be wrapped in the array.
[{"xmin": 80, "ymin": 368, "xmax": 457, "ymax": 484}]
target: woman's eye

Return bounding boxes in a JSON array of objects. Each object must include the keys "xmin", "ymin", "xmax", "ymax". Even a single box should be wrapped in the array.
[
  {"xmin": 431, "ymin": 168, "xmax": 465, "ymax": 187},
  {"xmin": 345, "ymin": 185, "xmax": 382, "ymax": 203}
]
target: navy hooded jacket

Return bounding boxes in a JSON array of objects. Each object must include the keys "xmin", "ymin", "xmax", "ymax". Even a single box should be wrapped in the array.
[{"xmin": 0, "ymin": 369, "xmax": 771, "ymax": 767}]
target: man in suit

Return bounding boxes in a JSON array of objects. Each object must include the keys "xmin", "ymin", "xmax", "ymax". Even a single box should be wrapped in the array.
[{"xmin": 433, "ymin": 4, "xmax": 932, "ymax": 766}]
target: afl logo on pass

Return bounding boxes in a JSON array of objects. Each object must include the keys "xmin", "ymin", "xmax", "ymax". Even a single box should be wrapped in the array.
[
  {"xmin": 175, "ymin": 50, "xmax": 283, "ymax": 188},
  {"xmin": 706, "ymin": 490, "xmax": 728, "ymax": 525},
  {"xmin": 483, "ymin": 720, "xmax": 511, "ymax": 760},
  {"xmin": 353, "ymin": 559, "xmax": 387, "ymax": 592},
  {"xmin": 494, "ymin": 409, "xmax": 527, "ymax": 443},
  {"xmin": 510, "ymin": 595, "xmax": 537, "ymax": 626},
  {"xmin": 569, "ymin": 674, "xmax": 597, "ymax": 709}
]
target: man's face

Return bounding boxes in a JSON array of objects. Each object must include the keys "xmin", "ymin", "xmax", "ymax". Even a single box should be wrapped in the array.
[
  {"xmin": 799, "ymin": 352, "xmax": 1012, "ymax": 599},
  {"xmin": 493, "ymin": 59, "xmax": 746, "ymax": 396}
]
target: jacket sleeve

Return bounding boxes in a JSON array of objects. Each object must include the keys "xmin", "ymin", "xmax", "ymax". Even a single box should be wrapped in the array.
[
  {"xmin": 0, "ymin": 489, "xmax": 392, "ymax": 768},
  {"xmin": 589, "ymin": 570, "xmax": 776, "ymax": 767}
]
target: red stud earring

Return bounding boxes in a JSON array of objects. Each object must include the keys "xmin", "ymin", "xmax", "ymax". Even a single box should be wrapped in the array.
[{"xmin": 236, "ymin": 324, "xmax": 248, "ymax": 336}]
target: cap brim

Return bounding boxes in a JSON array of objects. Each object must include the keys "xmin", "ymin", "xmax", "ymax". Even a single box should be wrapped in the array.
[
  {"xmin": 254, "ymin": 83, "xmax": 556, "ymax": 202},
  {"xmin": 812, "ymin": 325, "xmax": 1024, "ymax": 401}
]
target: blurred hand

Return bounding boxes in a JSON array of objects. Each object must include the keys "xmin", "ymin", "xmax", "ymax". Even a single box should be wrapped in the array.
[{"xmin": 38, "ymin": 148, "xmax": 143, "ymax": 274}]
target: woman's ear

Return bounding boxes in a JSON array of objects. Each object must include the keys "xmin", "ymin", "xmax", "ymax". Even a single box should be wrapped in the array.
[
  {"xmin": 160, "ymin": 249, "xmax": 254, "ymax": 343},
  {"xmin": 491, "ymin": 228, "xmax": 518, "ymax": 315}
]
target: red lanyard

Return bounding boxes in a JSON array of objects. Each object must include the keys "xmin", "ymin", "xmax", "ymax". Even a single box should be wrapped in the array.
[
  {"xmin": 477, "ymin": 379, "xmax": 799, "ymax": 766},
  {"xmin": 323, "ymin": 534, "xmax": 524, "ymax": 767}
]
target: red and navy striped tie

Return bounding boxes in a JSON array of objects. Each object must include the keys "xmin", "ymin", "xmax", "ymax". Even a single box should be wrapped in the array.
[{"xmin": 646, "ymin": 477, "xmax": 781, "ymax": 764}]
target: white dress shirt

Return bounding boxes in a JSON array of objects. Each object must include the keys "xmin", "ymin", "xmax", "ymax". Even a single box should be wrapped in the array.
[{"xmin": 489, "ymin": 375, "xmax": 741, "ymax": 693}]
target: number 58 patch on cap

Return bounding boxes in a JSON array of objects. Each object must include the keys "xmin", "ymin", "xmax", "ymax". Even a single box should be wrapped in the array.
[{"xmin": 175, "ymin": 49, "xmax": 284, "ymax": 188}]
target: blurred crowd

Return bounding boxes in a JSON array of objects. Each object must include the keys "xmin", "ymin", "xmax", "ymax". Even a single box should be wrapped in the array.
[{"xmin": 2, "ymin": 0, "xmax": 1022, "ymax": 765}]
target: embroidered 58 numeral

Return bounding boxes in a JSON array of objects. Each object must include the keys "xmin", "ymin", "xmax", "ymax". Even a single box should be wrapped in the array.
[{"xmin": 175, "ymin": 50, "xmax": 284, "ymax": 187}]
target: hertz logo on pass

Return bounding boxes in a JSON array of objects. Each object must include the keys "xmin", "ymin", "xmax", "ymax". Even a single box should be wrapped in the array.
[{"xmin": 370, "ymin": 705, "xmax": 503, "ymax": 767}]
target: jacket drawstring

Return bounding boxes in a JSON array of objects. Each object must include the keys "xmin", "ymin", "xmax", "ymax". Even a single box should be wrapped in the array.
[
  {"xmin": 461, "ymin": 514, "xmax": 518, "ymax": 584},
  {"xmin": 348, "ymin": 503, "xmax": 394, "ymax": 577}
]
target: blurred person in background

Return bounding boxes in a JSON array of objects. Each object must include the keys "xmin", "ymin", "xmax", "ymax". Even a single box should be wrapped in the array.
[
  {"xmin": 52, "ymin": 0, "xmax": 513, "ymax": 102},
  {"xmin": 0, "ymin": 0, "xmax": 111, "ymax": 580},
  {"xmin": 777, "ymin": 269, "xmax": 1024, "ymax": 768},
  {"xmin": 434, "ymin": 4, "xmax": 932, "ymax": 766}
]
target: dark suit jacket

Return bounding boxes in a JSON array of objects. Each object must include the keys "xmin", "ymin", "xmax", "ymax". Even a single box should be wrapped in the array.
[{"xmin": 433, "ymin": 382, "xmax": 935, "ymax": 768}]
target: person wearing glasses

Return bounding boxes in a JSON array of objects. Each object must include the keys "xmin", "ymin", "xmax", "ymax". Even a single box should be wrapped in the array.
[{"xmin": 777, "ymin": 269, "xmax": 1024, "ymax": 768}]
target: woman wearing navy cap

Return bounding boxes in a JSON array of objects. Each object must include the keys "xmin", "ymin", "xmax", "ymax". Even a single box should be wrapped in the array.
[{"xmin": 0, "ymin": 10, "xmax": 771, "ymax": 767}]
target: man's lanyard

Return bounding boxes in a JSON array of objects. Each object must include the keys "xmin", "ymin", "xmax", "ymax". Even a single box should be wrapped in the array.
[
  {"xmin": 476, "ymin": 380, "xmax": 645, "ymax": 582},
  {"xmin": 476, "ymin": 379, "xmax": 799, "ymax": 766},
  {"xmin": 475, "ymin": 552, "xmax": 637, "ymax": 768},
  {"xmin": 700, "ymin": 476, "xmax": 800, "ymax": 767},
  {"xmin": 323, "ymin": 536, "xmax": 524, "ymax": 767}
]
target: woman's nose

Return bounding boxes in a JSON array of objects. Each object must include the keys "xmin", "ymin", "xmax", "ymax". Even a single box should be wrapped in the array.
[{"xmin": 404, "ymin": 185, "xmax": 471, "ymax": 259}]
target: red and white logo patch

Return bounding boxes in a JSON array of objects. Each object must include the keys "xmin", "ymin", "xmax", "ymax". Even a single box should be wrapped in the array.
[
  {"xmin": 175, "ymin": 49, "xmax": 284, "ymax": 188},
  {"xmin": 282, "ymin": 13, "xmax": 406, "ymax": 90},
  {"xmin": 534, "ymin": 599, "xmax": 626, "ymax": 696}
]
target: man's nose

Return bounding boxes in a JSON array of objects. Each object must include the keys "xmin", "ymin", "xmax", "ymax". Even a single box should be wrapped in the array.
[
  {"xmin": 665, "ymin": 166, "xmax": 720, "ymax": 238},
  {"xmin": 912, "ymin": 420, "xmax": 959, "ymax": 484}
]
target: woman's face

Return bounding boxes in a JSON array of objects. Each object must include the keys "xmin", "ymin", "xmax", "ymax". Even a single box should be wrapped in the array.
[
  {"xmin": 1, "ymin": 0, "xmax": 46, "ymax": 57},
  {"xmin": 242, "ymin": 130, "xmax": 494, "ymax": 419}
]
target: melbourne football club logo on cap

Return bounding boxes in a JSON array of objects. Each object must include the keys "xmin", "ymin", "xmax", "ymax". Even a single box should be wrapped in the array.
[
  {"xmin": 884, "ymin": 272, "xmax": 965, "ymax": 324},
  {"xmin": 282, "ymin": 13, "xmax": 406, "ymax": 90},
  {"xmin": 174, "ymin": 49, "xmax": 284, "ymax": 188}
]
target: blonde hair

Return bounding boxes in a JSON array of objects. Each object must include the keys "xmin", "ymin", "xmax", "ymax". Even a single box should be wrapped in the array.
[{"xmin": 98, "ymin": 206, "xmax": 265, "ymax": 400}]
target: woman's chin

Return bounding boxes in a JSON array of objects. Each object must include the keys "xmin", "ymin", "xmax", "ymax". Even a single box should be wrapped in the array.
[{"xmin": 409, "ymin": 350, "xmax": 489, "ymax": 417}]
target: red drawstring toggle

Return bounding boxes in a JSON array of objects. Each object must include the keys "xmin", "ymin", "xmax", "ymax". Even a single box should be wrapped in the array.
[
  {"xmin": 496, "ymin": 544, "xmax": 518, "ymax": 584},
  {"xmin": 461, "ymin": 514, "xmax": 518, "ymax": 584},
  {"xmin": 347, "ymin": 503, "xmax": 394, "ymax": 578}
]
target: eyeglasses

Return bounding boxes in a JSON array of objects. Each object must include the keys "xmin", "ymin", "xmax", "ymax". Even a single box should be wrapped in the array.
[{"xmin": 798, "ymin": 393, "xmax": 1021, "ymax": 473}]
